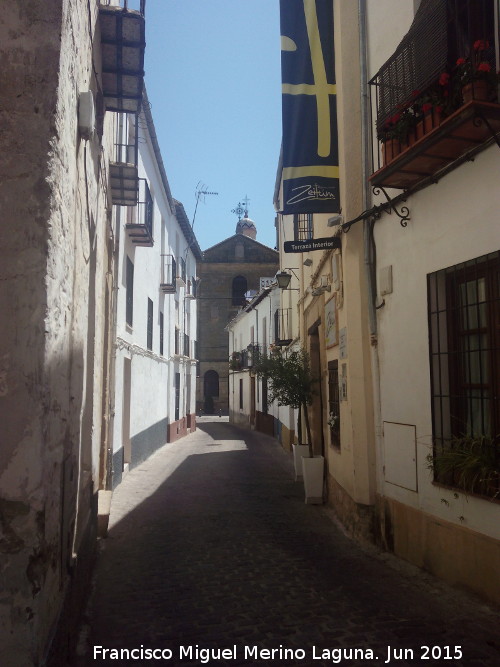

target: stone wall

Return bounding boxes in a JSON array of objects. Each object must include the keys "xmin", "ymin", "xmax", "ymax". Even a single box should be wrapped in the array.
[
  {"xmin": 0, "ymin": 2, "xmax": 113, "ymax": 663},
  {"xmin": 197, "ymin": 235, "xmax": 279, "ymax": 415}
]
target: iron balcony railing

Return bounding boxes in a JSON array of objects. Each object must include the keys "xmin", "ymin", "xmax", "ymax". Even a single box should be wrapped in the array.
[
  {"xmin": 109, "ymin": 119, "xmax": 139, "ymax": 205},
  {"xmin": 125, "ymin": 178, "xmax": 153, "ymax": 245},
  {"xmin": 99, "ymin": 0, "xmax": 146, "ymax": 114},
  {"xmin": 369, "ymin": 0, "xmax": 500, "ymax": 189},
  {"xmin": 177, "ymin": 257, "xmax": 187, "ymax": 285},
  {"xmin": 101, "ymin": 0, "xmax": 146, "ymax": 11},
  {"xmin": 274, "ymin": 308, "xmax": 293, "ymax": 347},
  {"xmin": 185, "ymin": 277, "xmax": 198, "ymax": 300},
  {"xmin": 160, "ymin": 254, "xmax": 176, "ymax": 293}
]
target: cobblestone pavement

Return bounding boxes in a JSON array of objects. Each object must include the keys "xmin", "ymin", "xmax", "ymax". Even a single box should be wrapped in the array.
[{"xmin": 73, "ymin": 418, "xmax": 499, "ymax": 667}]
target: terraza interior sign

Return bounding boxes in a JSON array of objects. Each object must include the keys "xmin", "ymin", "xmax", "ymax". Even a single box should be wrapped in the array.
[{"xmin": 284, "ymin": 236, "xmax": 341, "ymax": 253}]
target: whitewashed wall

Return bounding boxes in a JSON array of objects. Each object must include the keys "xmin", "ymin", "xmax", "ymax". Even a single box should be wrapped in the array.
[
  {"xmin": 111, "ymin": 107, "xmax": 198, "ymax": 483},
  {"xmin": 366, "ymin": 0, "xmax": 500, "ymax": 540}
]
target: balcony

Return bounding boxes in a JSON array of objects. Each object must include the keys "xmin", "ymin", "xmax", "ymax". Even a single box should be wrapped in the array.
[
  {"xmin": 274, "ymin": 308, "xmax": 292, "ymax": 347},
  {"xmin": 176, "ymin": 257, "xmax": 187, "ymax": 287},
  {"xmin": 125, "ymin": 178, "xmax": 153, "ymax": 246},
  {"xmin": 183, "ymin": 334, "xmax": 190, "ymax": 358},
  {"xmin": 229, "ymin": 351, "xmax": 244, "ymax": 371},
  {"xmin": 371, "ymin": 99, "xmax": 500, "ymax": 190},
  {"xmin": 109, "ymin": 141, "xmax": 139, "ymax": 205},
  {"xmin": 99, "ymin": 1, "xmax": 146, "ymax": 114},
  {"xmin": 160, "ymin": 255, "xmax": 176, "ymax": 293},
  {"xmin": 185, "ymin": 278, "xmax": 198, "ymax": 300},
  {"xmin": 246, "ymin": 344, "xmax": 260, "ymax": 369},
  {"xmin": 369, "ymin": 0, "xmax": 500, "ymax": 191}
]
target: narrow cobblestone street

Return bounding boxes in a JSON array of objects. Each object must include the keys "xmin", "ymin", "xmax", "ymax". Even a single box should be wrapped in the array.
[{"xmin": 73, "ymin": 419, "xmax": 499, "ymax": 667}]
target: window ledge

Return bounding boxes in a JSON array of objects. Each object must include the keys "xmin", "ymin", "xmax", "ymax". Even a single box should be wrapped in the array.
[
  {"xmin": 371, "ymin": 100, "xmax": 500, "ymax": 190},
  {"xmin": 430, "ymin": 480, "xmax": 500, "ymax": 505}
]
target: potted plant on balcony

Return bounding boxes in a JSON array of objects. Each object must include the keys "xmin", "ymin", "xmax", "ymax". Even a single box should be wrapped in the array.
[
  {"xmin": 378, "ymin": 107, "xmax": 417, "ymax": 164},
  {"xmin": 229, "ymin": 351, "xmax": 243, "ymax": 371},
  {"xmin": 254, "ymin": 347, "xmax": 323, "ymax": 502},
  {"xmin": 426, "ymin": 434, "xmax": 499, "ymax": 499},
  {"xmin": 454, "ymin": 40, "xmax": 498, "ymax": 103},
  {"xmin": 412, "ymin": 84, "xmax": 446, "ymax": 139}
]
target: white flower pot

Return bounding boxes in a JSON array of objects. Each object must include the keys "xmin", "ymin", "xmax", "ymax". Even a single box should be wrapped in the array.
[
  {"xmin": 292, "ymin": 444, "xmax": 310, "ymax": 481},
  {"xmin": 301, "ymin": 455, "xmax": 324, "ymax": 504}
]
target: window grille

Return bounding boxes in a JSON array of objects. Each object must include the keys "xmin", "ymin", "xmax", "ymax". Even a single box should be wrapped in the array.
[
  {"xmin": 328, "ymin": 360, "xmax": 340, "ymax": 449},
  {"xmin": 372, "ymin": 0, "xmax": 496, "ymax": 132},
  {"xmin": 293, "ymin": 213, "xmax": 313, "ymax": 241},
  {"xmin": 428, "ymin": 251, "xmax": 499, "ymax": 490}
]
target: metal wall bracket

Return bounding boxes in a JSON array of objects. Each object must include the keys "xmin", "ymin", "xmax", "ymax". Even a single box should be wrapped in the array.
[{"xmin": 372, "ymin": 186, "xmax": 411, "ymax": 227}]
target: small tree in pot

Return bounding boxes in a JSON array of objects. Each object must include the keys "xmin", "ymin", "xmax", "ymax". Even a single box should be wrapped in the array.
[{"xmin": 254, "ymin": 346, "xmax": 316, "ymax": 458}]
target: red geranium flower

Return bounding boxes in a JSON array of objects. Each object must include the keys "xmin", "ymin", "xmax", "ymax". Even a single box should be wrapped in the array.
[
  {"xmin": 456, "ymin": 57, "xmax": 466, "ymax": 66},
  {"xmin": 422, "ymin": 102, "xmax": 433, "ymax": 113},
  {"xmin": 439, "ymin": 72, "xmax": 450, "ymax": 86},
  {"xmin": 477, "ymin": 61, "xmax": 492, "ymax": 72},
  {"xmin": 474, "ymin": 39, "xmax": 489, "ymax": 51}
]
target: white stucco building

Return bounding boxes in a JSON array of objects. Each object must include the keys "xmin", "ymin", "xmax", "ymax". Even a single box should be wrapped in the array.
[
  {"xmin": 110, "ymin": 94, "xmax": 201, "ymax": 488},
  {"xmin": 365, "ymin": 0, "xmax": 500, "ymax": 603},
  {"xmin": 272, "ymin": 0, "xmax": 499, "ymax": 605},
  {"xmin": 227, "ymin": 283, "xmax": 297, "ymax": 439}
]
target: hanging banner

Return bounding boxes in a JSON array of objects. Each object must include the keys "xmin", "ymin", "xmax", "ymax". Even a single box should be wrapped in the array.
[{"xmin": 280, "ymin": 0, "xmax": 340, "ymax": 215}]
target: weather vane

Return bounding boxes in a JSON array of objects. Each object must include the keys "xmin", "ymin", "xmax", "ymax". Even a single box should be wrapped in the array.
[{"xmin": 231, "ymin": 195, "xmax": 250, "ymax": 219}]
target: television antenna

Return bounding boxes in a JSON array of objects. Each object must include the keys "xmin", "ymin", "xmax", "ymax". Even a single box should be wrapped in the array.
[{"xmin": 192, "ymin": 181, "xmax": 218, "ymax": 230}]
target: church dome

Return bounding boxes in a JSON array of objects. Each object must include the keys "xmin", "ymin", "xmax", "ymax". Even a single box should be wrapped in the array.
[{"xmin": 236, "ymin": 216, "xmax": 257, "ymax": 240}]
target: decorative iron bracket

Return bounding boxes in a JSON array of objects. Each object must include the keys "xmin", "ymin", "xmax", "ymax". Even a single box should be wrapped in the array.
[
  {"xmin": 372, "ymin": 186, "xmax": 411, "ymax": 227},
  {"xmin": 473, "ymin": 112, "xmax": 500, "ymax": 150}
]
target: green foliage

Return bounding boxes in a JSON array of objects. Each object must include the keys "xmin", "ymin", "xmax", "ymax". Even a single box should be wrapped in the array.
[
  {"xmin": 254, "ymin": 347, "xmax": 315, "ymax": 410},
  {"xmin": 254, "ymin": 347, "xmax": 317, "ymax": 456},
  {"xmin": 427, "ymin": 434, "xmax": 499, "ymax": 499}
]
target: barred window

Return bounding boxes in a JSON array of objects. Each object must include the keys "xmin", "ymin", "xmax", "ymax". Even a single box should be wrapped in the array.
[
  {"xmin": 328, "ymin": 360, "xmax": 340, "ymax": 449},
  {"xmin": 293, "ymin": 213, "xmax": 313, "ymax": 241},
  {"xmin": 428, "ymin": 252, "xmax": 499, "ymax": 491}
]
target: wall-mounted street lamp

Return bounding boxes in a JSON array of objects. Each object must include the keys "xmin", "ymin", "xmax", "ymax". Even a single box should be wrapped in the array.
[
  {"xmin": 276, "ymin": 270, "xmax": 292, "ymax": 289},
  {"xmin": 275, "ymin": 270, "xmax": 300, "ymax": 291}
]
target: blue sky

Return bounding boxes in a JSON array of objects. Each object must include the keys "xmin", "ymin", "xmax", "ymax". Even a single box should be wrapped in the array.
[{"xmin": 143, "ymin": 1, "xmax": 282, "ymax": 251}]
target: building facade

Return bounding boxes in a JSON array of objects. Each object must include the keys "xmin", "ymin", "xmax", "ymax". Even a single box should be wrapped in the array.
[
  {"xmin": 365, "ymin": 0, "xmax": 500, "ymax": 603},
  {"xmin": 227, "ymin": 284, "xmax": 295, "ymax": 439},
  {"xmin": 271, "ymin": 0, "xmax": 499, "ymax": 605},
  {"xmin": 0, "ymin": 0, "xmax": 146, "ymax": 663},
  {"xmin": 109, "ymin": 95, "xmax": 201, "ymax": 490},
  {"xmin": 196, "ymin": 217, "xmax": 279, "ymax": 415}
]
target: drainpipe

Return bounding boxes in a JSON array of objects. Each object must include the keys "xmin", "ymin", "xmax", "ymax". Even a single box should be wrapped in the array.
[{"xmin": 359, "ymin": 0, "xmax": 384, "ymax": 501}]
